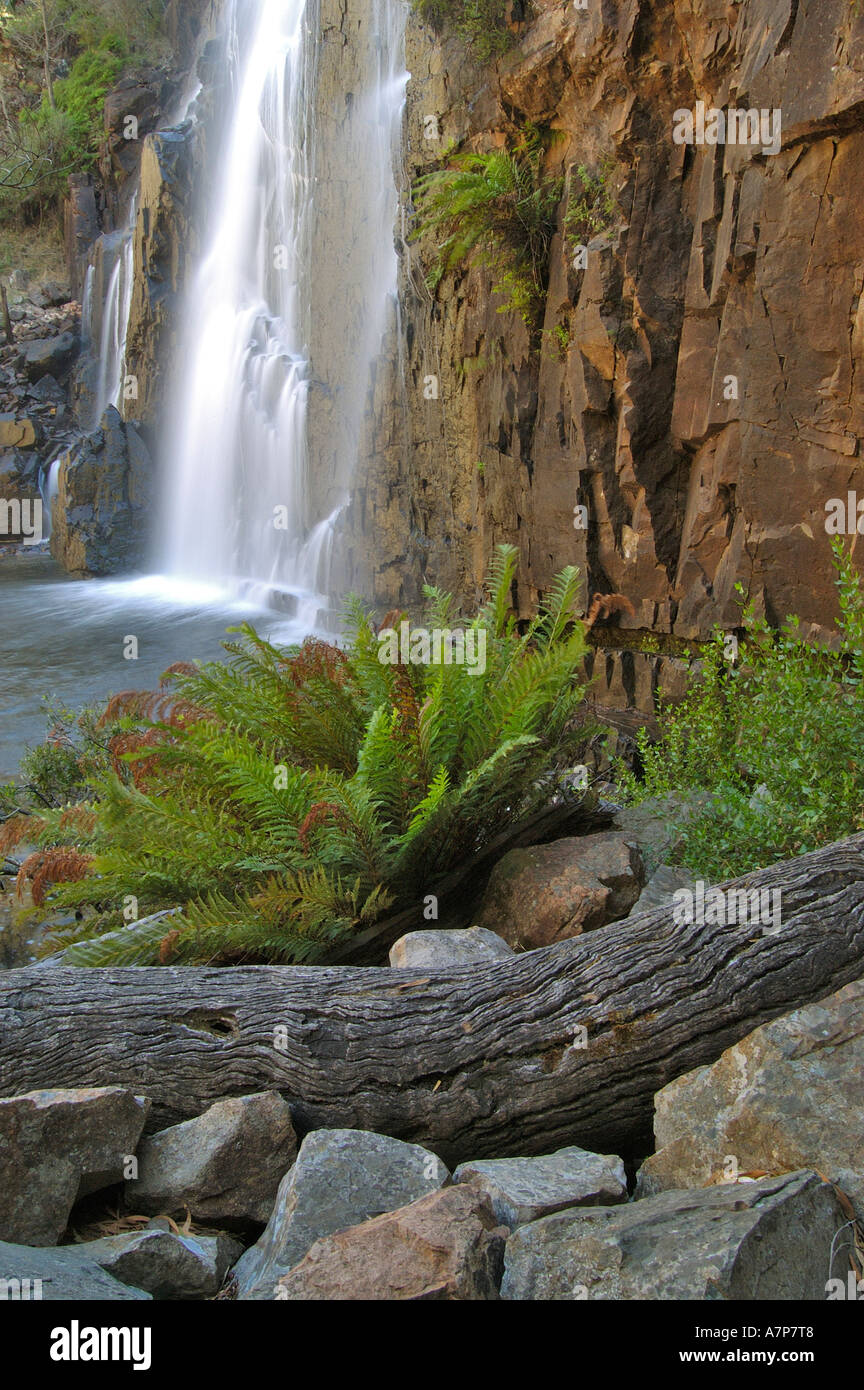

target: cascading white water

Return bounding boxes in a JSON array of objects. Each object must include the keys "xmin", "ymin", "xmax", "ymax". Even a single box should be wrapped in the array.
[
  {"xmin": 79, "ymin": 200, "xmax": 137, "ymax": 432},
  {"xmin": 160, "ymin": 0, "xmax": 408, "ymax": 620}
]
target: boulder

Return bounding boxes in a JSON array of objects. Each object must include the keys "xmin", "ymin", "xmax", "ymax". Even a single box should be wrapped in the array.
[
  {"xmin": 629, "ymin": 864, "xmax": 701, "ymax": 916},
  {"xmin": 474, "ymin": 831, "xmax": 644, "ymax": 950},
  {"xmin": 22, "ymin": 332, "xmax": 78, "ymax": 383},
  {"xmin": 389, "ymin": 925, "xmax": 515, "ymax": 968},
  {"xmin": 501, "ymin": 1171, "xmax": 848, "ymax": 1300},
  {"xmin": 71, "ymin": 1229, "xmax": 243, "ymax": 1300},
  {"xmin": 129, "ymin": 1092, "xmax": 297, "ymax": 1226},
  {"xmin": 453, "ymin": 1145, "xmax": 628, "ymax": 1229},
  {"xmin": 234, "ymin": 1128, "xmax": 449, "ymax": 1299},
  {"xmin": 0, "ymin": 1240, "xmax": 151, "ymax": 1301},
  {"xmin": 272, "ymin": 1186, "xmax": 506, "ymax": 1301},
  {"xmin": 0, "ymin": 416, "xmax": 37, "ymax": 449},
  {"xmin": 636, "ymin": 979, "xmax": 864, "ymax": 1216},
  {"xmin": 50, "ymin": 406, "xmax": 153, "ymax": 575},
  {"xmin": 0, "ymin": 1088, "xmax": 151, "ymax": 1246}
]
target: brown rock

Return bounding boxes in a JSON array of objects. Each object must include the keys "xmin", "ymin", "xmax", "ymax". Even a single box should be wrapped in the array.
[
  {"xmin": 475, "ymin": 831, "xmax": 644, "ymax": 949},
  {"xmin": 272, "ymin": 1185, "xmax": 507, "ymax": 1301}
]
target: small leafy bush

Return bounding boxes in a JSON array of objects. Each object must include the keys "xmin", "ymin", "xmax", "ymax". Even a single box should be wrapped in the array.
[
  {"xmin": 616, "ymin": 541, "xmax": 864, "ymax": 879},
  {"xmin": 564, "ymin": 156, "xmax": 618, "ymax": 250},
  {"xmin": 412, "ymin": 130, "xmax": 563, "ymax": 325},
  {"xmin": 14, "ymin": 548, "xmax": 591, "ymax": 965},
  {"xmin": 411, "ymin": 0, "xmax": 517, "ymax": 62}
]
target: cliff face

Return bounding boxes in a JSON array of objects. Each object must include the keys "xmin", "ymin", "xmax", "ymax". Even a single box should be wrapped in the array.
[
  {"xmin": 115, "ymin": 0, "xmax": 864, "ymax": 717},
  {"xmin": 345, "ymin": 0, "xmax": 864, "ymax": 717}
]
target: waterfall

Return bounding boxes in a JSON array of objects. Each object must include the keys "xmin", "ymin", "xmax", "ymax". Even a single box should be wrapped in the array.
[
  {"xmin": 159, "ymin": 0, "xmax": 408, "ymax": 620},
  {"xmin": 78, "ymin": 200, "xmax": 137, "ymax": 432}
]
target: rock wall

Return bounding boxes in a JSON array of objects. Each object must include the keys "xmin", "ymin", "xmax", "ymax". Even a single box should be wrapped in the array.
[{"xmin": 341, "ymin": 0, "xmax": 864, "ymax": 718}]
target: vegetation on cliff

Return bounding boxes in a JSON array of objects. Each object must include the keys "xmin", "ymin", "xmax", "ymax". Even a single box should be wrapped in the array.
[
  {"xmin": 2, "ymin": 547, "xmax": 590, "ymax": 964},
  {"xmin": 0, "ymin": 0, "xmax": 167, "ymax": 221},
  {"xmin": 412, "ymin": 129, "xmax": 562, "ymax": 325},
  {"xmin": 617, "ymin": 542, "xmax": 864, "ymax": 879}
]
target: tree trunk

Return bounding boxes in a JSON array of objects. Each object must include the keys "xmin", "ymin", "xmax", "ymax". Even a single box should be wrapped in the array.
[
  {"xmin": 39, "ymin": 0, "xmax": 55, "ymax": 111},
  {"xmin": 2, "ymin": 835, "xmax": 864, "ymax": 1165}
]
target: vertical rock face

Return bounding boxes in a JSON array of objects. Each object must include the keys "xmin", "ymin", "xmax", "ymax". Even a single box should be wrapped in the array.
[
  {"xmin": 339, "ymin": 0, "xmax": 864, "ymax": 715},
  {"xmin": 50, "ymin": 406, "xmax": 153, "ymax": 576}
]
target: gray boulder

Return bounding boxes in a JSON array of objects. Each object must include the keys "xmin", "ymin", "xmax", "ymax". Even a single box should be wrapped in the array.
[
  {"xmin": 234, "ymin": 1128, "xmax": 449, "ymax": 1299},
  {"xmin": 0, "ymin": 1240, "xmax": 151, "ymax": 1301},
  {"xmin": 0, "ymin": 1088, "xmax": 150, "ymax": 1246},
  {"xmin": 453, "ymin": 1145, "xmax": 628, "ymax": 1229},
  {"xmin": 22, "ymin": 332, "xmax": 79, "ymax": 382},
  {"xmin": 636, "ymin": 978, "xmax": 864, "ymax": 1217},
  {"xmin": 129, "ymin": 1092, "xmax": 297, "ymax": 1226},
  {"xmin": 389, "ymin": 926, "xmax": 514, "ymax": 968},
  {"xmin": 501, "ymin": 1171, "xmax": 847, "ymax": 1300},
  {"xmin": 72, "ymin": 1228, "xmax": 243, "ymax": 1300}
]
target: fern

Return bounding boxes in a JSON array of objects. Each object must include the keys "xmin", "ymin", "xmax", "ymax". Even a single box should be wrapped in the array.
[{"xmin": 26, "ymin": 549, "xmax": 591, "ymax": 965}]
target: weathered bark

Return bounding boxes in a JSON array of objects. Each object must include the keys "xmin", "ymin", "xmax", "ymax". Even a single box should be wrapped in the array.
[{"xmin": 2, "ymin": 835, "xmax": 864, "ymax": 1164}]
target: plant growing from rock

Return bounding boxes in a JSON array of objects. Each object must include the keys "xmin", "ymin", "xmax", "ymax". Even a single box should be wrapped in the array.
[
  {"xmin": 12, "ymin": 547, "xmax": 590, "ymax": 965},
  {"xmin": 616, "ymin": 540, "xmax": 864, "ymax": 879},
  {"xmin": 410, "ymin": 0, "xmax": 519, "ymax": 62},
  {"xmin": 564, "ymin": 155, "xmax": 618, "ymax": 250},
  {"xmin": 411, "ymin": 129, "xmax": 563, "ymax": 327}
]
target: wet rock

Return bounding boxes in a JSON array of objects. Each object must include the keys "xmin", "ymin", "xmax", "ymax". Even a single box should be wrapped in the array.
[
  {"xmin": 234, "ymin": 1128, "xmax": 449, "ymax": 1299},
  {"xmin": 129, "ymin": 1092, "xmax": 297, "ymax": 1226},
  {"xmin": 272, "ymin": 1186, "xmax": 506, "ymax": 1301},
  {"xmin": 0, "ymin": 1240, "xmax": 152, "ymax": 1300},
  {"xmin": 475, "ymin": 831, "xmax": 644, "ymax": 950},
  {"xmin": 27, "ymin": 374, "xmax": 65, "ymax": 407},
  {"xmin": 389, "ymin": 925, "xmax": 514, "ymax": 968},
  {"xmin": 501, "ymin": 1171, "xmax": 848, "ymax": 1300},
  {"xmin": 22, "ymin": 332, "xmax": 79, "ymax": 383},
  {"xmin": 0, "ymin": 1088, "xmax": 151, "ymax": 1246},
  {"xmin": 453, "ymin": 1146, "xmax": 628, "ymax": 1229},
  {"xmin": 50, "ymin": 406, "xmax": 153, "ymax": 575},
  {"xmin": 71, "ymin": 1229, "xmax": 243, "ymax": 1300},
  {"xmin": 636, "ymin": 979, "xmax": 864, "ymax": 1218}
]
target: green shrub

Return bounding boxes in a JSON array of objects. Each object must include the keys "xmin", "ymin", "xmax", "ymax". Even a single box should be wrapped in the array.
[
  {"xmin": 411, "ymin": 0, "xmax": 516, "ymax": 62},
  {"xmin": 53, "ymin": 40, "xmax": 127, "ymax": 155},
  {"xmin": 616, "ymin": 541, "xmax": 864, "ymax": 879},
  {"xmin": 20, "ymin": 547, "xmax": 591, "ymax": 965},
  {"xmin": 412, "ymin": 130, "xmax": 563, "ymax": 325}
]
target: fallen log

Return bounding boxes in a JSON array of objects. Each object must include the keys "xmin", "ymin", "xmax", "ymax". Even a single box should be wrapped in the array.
[{"xmin": 1, "ymin": 835, "xmax": 864, "ymax": 1164}]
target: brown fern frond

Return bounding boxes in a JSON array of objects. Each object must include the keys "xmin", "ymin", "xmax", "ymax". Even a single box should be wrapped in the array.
[
  {"xmin": 297, "ymin": 801, "xmax": 350, "ymax": 851},
  {"xmin": 16, "ymin": 848, "xmax": 93, "ymax": 907},
  {"xmin": 99, "ymin": 689, "xmax": 207, "ymax": 729},
  {"xmin": 57, "ymin": 805, "xmax": 98, "ymax": 837},
  {"xmin": 584, "ymin": 592, "xmax": 636, "ymax": 630},
  {"xmin": 108, "ymin": 728, "xmax": 169, "ymax": 783},
  {"xmin": 160, "ymin": 661, "xmax": 199, "ymax": 688},
  {"xmin": 0, "ymin": 814, "xmax": 44, "ymax": 854},
  {"xmin": 158, "ymin": 930, "xmax": 182, "ymax": 964},
  {"xmin": 392, "ymin": 667, "xmax": 421, "ymax": 741},
  {"xmin": 285, "ymin": 637, "xmax": 350, "ymax": 690},
  {"xmin": 377, "ymin": 610, "xmax": 406, "ymax": 636}
]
